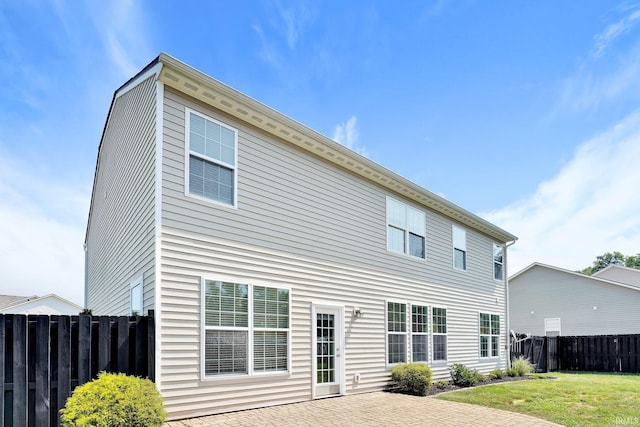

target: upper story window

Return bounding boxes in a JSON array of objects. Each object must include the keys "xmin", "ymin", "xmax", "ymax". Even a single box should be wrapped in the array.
[
  {"xmin": 186, "ymin": 110, "xmax": 237, "ymax": 206},
  {"xmin": 386, "ymin": 197, "xmax": 426, "ymax": 259},
  {"xmin": 452, "ymin": 225, "xmax": 467, "ymax": 271},
  {"xmin": 493, "ymin": 244, "xmax": 504, "ymax": 281}
]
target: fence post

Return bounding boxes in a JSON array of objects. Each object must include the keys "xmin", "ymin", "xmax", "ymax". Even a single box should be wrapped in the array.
[
  {"xmin": 78, "ymin": 315, "xmax": 91, "ymax": 385},
  {"xmin": 57, "ymin": 316, "xmax": 71, "ymax": 426},
  {"xmin": 148, "ymin": 310, "xmax": 155, "ymax": 382}
]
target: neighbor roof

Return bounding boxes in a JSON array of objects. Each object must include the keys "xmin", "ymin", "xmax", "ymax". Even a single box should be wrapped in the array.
[{"xmin": 509, "ymin": 262, "xmax": 640, "ymax": 292}]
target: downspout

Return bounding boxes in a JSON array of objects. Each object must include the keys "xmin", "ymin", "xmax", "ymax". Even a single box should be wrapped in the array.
[{"xmin": 504, "ymin": 239, "xmax": 517, "ymax": 368}]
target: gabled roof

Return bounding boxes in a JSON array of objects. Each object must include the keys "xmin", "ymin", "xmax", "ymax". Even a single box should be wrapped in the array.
[
  {"xmin": 0, "ymin": 294, "xmax": 83, "ymax": 313},
  {"xmin": 86, "ymin": 53, "xmax": 517, "ymax": 245},
  {"xmin": 509, "ymin": 262, "xmax": 640, "ymax": 292},
  {"xmin": 0, "ymin": 294, "xmax": 33, "ymax": 309}
]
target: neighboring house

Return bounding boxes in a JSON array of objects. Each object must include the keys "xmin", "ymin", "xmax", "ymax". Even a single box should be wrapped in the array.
[
  {"xmin": 592, "ymin": 264, "xmax": 640, "ymax": 288},
  {"xmin": 0, "ymin": 294, "xmax": 83, "ymax": 315},
  {"xmin": 509, "ymin": 263, "xmax": 640, "ymax": 337},
  {"xmin": 84, "ymin": 53, "xmax": 517, "ymax": 420}
]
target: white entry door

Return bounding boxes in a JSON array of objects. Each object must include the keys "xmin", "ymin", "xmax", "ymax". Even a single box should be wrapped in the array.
[{"xmin": 313, "ymin": 305, "xmax": 344, "ymax": 398}]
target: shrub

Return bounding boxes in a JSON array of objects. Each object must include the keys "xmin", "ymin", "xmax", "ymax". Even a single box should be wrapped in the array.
[
  {"xmin": 390, "ymin": 363, "xmax": 433, "ymax": 396},
  {"xmin": 449, "ymin": 363, "xmax": 485, "ymax": 387},
  {"xmin": 60, "ymin": 372, "xmax": 166, "ymax": 427},
  {"xmin": 511, "ymin": 356, "xmax": 534, "ymax": 376},
  {"xmin": 490, "ymin": 369, "xmax": 505, "ymax": 379},
  {"xmin": 506, "ymin": 367, "xmax": 519, "ymax": 377},
  {"xmin": 435, "ymin": 380, "xmax": 451, "ymax": 390}
]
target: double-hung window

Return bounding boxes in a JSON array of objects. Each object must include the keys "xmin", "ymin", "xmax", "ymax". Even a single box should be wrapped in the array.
[
  {"xmin": 452, "ymin": 226, "xmax": 467, "ymax": 270},
  {"xmin": 386, "ymin": 302, "xmax": 407, "ymax": 364},
  {"xmin": 186, "ymin": 110, "xmax": 237, "ymax": 206},
  {"xmin": 479, "ymin": 313, "xmax": 500, "ymax": 358},
  {"xmin": 493, "ymin": 244, "xmax": 504, "ymax": 281},
  {"xmin": 411, "ymin": 305, "xmax": 429, "ymax": 362},
  {"xmin": 432, "ymin": 307, "xmax": 447, "ymax": 361},
  {"xmin": 202, "ymin": 280, "xmax": 290, "ymax": 377},
  {"xmin": 387, "ymin": 197, "xmax": 426, "ymax": 259}
]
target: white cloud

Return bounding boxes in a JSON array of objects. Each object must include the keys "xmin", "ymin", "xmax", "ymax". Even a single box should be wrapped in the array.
[
  {"xmin": 332, "ymin": 116, "xmax": 367, "ymax": 156},
  {"xmin": 592, "ymin": 8, "xmax": 640, "ymax": 57},
  {"xmin": 272, "ymin": 0, "xmax": 314, "ymax": 50},
  {"xmin": 0, "ymin": 152, "xmax": 88, "ymax": 306},
  {"xmin": 482, "ymin": 109, "xmax": 640, "ymax": 275}
]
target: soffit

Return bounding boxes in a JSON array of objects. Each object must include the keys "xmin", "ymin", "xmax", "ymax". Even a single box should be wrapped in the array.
[{"xmin": 157, "ymin": 54, "xmax": 516, "ymax": 243}]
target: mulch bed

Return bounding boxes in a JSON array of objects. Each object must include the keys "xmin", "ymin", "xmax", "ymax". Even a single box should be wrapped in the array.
[{"xmin": 425, "ymin": 375, "xmax": 533, "ymax": 396}]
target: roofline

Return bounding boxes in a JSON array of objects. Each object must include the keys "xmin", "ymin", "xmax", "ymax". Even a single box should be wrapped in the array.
[
  {"xmin": 593, "ymin": 264, "xmax": 640, "ymax": 277},
  {"xmin": 509, "ymin": 262, "xmax": 640, "ymax": 292},
  {"xmin": 2, "ymin": 293, "xmax": 83, "ymax": 311},
  {"xmin": 156, "ymin": 53, "xmax": 517, "ymax": 243}
]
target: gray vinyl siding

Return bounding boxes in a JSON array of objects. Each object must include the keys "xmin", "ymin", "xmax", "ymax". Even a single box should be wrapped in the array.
[
  {"xmin": 159, "ymin": 87, "xmax": 508, "ymax": 419},
  {"xmin": 593, "ymin": 266, "xmax": 640, "ymax": 288},
  {"xmin": 86, "ymin": 76, "xmax": 157, "ymax": 315},
  {"xmin": 509, "ymin": 265, "xmax": 640, "ymax": 336}
]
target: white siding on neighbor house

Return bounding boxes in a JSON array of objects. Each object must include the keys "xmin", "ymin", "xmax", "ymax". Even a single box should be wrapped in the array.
[
  {"xmin": 86, "ymin": 75, "xmax": 157, "ymax": 315},
  {"xmin": 593, "ymin": 265, "xmax": 640, "ymax": 288},
  {"xmin": 159, "ymin": 87, "xmax": 508, "ymax": 419},
  {"xmin": 509, "ymin": 265, "xmax": 640, "ymax": 336}
]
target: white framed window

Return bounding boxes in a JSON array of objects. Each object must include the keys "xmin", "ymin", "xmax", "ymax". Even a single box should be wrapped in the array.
[
  {"xmin": 386, "ymin": 302, "xmax": 407, "ymax": 364},
  {"xmin": 432, "ymin": 307, "xmax": 447, "ymax": 361},
  {"xmin": 493, "ymin": 244, "xmax": 504, "ymax": 281},
  {"xmin": 185, "ymin": 109, "xmax": 237, "ymax": 207},
  {"xmin": 130, "ymin": 275, "xmax": 143, "ymax": 316},
  {"xmin": 386, "ymin": 197, "xmax": 426, "ymax": 259},
  {"xmin": 479, "ymin": 313, "xmax": 500, "ymax": 358},
  {"xmin": 201, "ymin": 279, "xmax": 290, "ymax": 378},
  {"xmin": 452, "ymin": 225, "xmax": 466, "ymax": 271},
  {"xmin": 411, "ymin": 305, "xmax": 429, "ymax": 362}
]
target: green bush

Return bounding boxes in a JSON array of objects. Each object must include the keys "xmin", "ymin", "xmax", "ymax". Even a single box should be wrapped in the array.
[
  {"xmin": 449, "ymin": 363, "xmax": 485, "ymax": 387},
  {"xmin": 506, "ymin": 367, "xmax": 519, "ymax": 377},
  {"xmin": 390, "ymin": 363, "xmax": 433, "ymax": 396},
  {"xmin": 435, "ymin": 380, "xmax": 451, "ymax": 390},
  {"xmin": 511, "ymin": 356, "xmax": 534, "ymax": 376},
  {"xmin": 60, "ymin": 372, "xmax": 166, "ymax": 426},
  {"xmin": 490, "ymin": 369, "xmax": 505, "ymax": 379}
]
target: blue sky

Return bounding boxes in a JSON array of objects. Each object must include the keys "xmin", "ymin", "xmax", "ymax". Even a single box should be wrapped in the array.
[{"xmin": 2, "ymin": 0, "xmax": 640, "ymax": 306}]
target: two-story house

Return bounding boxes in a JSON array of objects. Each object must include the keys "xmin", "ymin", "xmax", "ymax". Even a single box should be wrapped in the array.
[{"xmin": 85, "ymin": 53, "xmax": 517, "ymax": 420}]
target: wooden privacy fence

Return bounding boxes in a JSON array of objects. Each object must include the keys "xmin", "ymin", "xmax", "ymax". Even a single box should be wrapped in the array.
[
  {"xmin": 512, "ymin": 334, "xmax": 640, "ymax": 373},
  {"xmin": 1, "ymin": 311, "xmax": 155, "ymax": 427}
]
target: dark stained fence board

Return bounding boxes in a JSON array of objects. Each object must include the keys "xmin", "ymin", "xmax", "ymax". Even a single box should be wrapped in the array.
[
  {"xmin": 57, "ymin": 316, "xmax": 71, "ymax": 427},
  {"xmin": 34, "ymin": 315, "xmax": 50, "ymax": 427},
  {"xmin": 13, "ymin": 315, "xmax": 27, "ymax": 427},
  {"xmin": 1, "ymin": 313, "xmax": 155, "ymax": 426}
]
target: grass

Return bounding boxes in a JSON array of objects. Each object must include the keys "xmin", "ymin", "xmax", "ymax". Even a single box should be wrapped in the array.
[{"xmin": 434, "ymin": 372, "xmax": 640, "ymax": 427}]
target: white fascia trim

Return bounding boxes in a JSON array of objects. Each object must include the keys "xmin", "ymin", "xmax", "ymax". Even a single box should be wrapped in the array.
[
  {"xmin": 116, "ymin": 63, "xmax": 163, "ymax": 101},
  {"xmin": 154, "ymin": 77, "xmax": 164, "ymax": 390}
]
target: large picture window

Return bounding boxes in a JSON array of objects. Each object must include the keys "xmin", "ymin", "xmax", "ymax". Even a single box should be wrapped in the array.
[
  {"xmin": 202, "ymin": 280, "xmax": 289, "ymax": 377},
  {"xmin": 186, "ymin": 110, "xmax": 237, "ymax": 206},
  {"xmin": 387, "ymin": 197, "xmax": 426, "ymax": 259},
  {"xmin": 387, "ymin": 302, "xmax": 432, "ymax": 364},
  {"xmin": 480, "ymin": 313, "xmax": 500, "ymax": 358}
]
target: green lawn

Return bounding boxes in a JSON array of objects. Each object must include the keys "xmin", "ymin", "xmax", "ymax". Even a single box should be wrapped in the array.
[{"xmin": 434, "ymin": 372, "xmax": 640, "ymax": 427}]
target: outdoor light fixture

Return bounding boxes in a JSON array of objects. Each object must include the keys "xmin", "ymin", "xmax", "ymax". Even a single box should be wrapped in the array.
[{"xmin": 353, "ymin": 307, "xmax": 362, "ymax": 318}]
